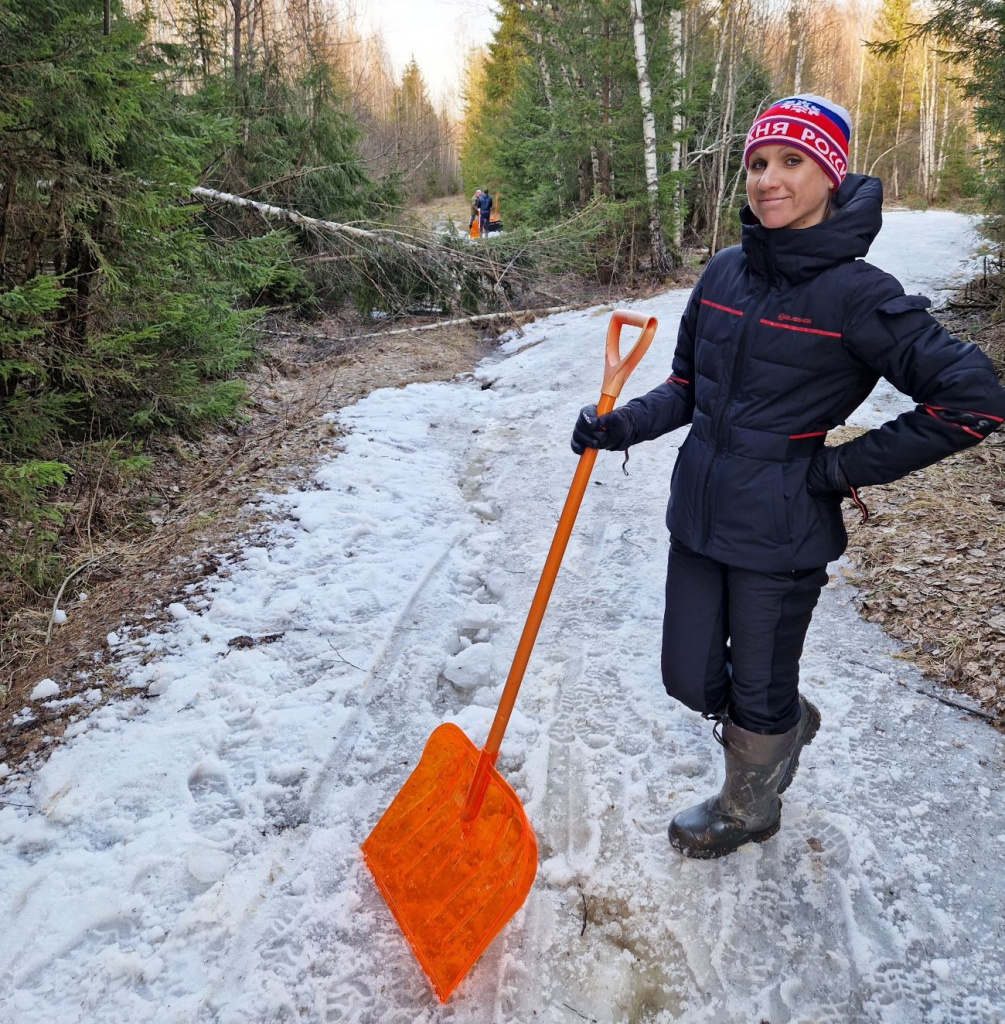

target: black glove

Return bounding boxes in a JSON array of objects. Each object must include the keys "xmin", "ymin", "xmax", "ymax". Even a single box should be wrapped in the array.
[
  {"xmin": 571, "ymin": 404, "xmax": 632, "ymax": 454},
  {"xmin": 807, "ymin": 446, "xmax": 851, "ymax": 497}
]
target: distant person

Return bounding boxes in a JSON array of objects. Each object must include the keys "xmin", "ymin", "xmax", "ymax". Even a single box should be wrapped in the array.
[
  {"xmin": 477, "ymin": 189, "xmax": 492, "ymax": 236},
  {"xmin": 571, "ymin": 94, "xmax": 1005, "ymax": 859},
  {"xmin": 469, "ymin": 189, "xmax": 483, "ymax": 235}
]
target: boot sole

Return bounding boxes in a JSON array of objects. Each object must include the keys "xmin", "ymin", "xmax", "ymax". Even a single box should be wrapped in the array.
[
  {"xmin": 668, "ymin": 813, "xmax": 782, "ymax": 860},
  {"xmin": 777, "ymin": 699, "xmax": 821, "ymax": 796}
]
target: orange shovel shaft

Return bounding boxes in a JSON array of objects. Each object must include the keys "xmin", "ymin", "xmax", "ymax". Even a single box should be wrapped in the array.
[
  {"xmin": 483, "ymin": 394, "xmax": 611, "ymax": 760},
  {"xmin": 461, "ymin": 423, "xmax": 607, "ymax": 820},
  {"xmin": 461, "ymin": 311, "xmax": 657, "ymax": 822}
]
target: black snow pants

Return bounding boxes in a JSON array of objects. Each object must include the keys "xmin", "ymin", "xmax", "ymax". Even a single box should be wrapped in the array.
[{"xmin": 661, "ymin": 538, "xmax": 828, "ymax": 735}]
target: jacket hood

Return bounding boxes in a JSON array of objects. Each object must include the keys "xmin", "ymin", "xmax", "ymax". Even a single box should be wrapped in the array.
[{"xmin": 739, "ymin": 174, "xmax": 884, "ymax": 284}]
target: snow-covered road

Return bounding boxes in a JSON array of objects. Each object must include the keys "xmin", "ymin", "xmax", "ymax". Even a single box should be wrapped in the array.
[{"xmin": 2, "ymin": 212, "xmax": 1003, "ymax": 1024}]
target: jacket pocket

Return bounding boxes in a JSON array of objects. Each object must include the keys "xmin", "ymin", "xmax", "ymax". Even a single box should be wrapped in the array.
[
  {"xmin": 712, "ymin": 454, "xmax": 789, "ymax": 549},
  {"xmin": 785, "ymin": 459, "xmax": 845, "ymax": 557},
  {"xmin": 875, "ymin": 293, "xmax": 933, "ymax": 341},
  {"xmin": 877, "ymin": 294, "xmax": 931, "ymax": 315}
]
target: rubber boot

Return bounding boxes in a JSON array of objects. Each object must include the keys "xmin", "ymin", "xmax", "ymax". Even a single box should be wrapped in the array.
[
  {"xmin": 777, "ymin": 695, "xmax": 821, "ymax": 795},
  {"xmin": 668, "ymin": 718, "xmax": 798, "ymax": 860}
]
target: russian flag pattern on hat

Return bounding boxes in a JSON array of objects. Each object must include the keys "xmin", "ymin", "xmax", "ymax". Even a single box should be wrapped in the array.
[{"xmin": 743, "ymin": 94, "xmax": 852, "ymax": 188}]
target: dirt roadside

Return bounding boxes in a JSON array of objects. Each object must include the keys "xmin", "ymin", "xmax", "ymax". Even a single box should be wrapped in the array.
[
  {"xmin": 840, "ymin": 306, "xmax": 1005, "ymax": 730},
  {"xmin": 0, "ymin": 314, "xmax": 502, "ymax": 770}
]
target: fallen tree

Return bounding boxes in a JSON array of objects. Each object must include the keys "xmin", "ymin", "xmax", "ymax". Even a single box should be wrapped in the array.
[
  {"xmin": 255, "ymin": 304, "xmax": 583, "ymax": 344},
  {"xmin": 190, "ymin": 188, "xmax": 617, "ymax": 317},
  {"xmin": 191, "ymin": 187, "xmax": 522, "ymax": 314}
]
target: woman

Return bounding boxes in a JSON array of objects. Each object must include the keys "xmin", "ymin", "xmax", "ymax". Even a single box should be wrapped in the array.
[{"xmin": 571, "ymin": 95, "xmax": 1005, "ymax": 859}]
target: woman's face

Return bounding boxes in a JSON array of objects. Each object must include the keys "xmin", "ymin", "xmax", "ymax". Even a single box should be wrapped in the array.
[{"xmin": 745, "ymin": 145, "xmax": 834, "ymax": 230}]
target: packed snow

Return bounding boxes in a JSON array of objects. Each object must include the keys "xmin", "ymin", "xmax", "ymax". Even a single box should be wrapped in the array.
[{"xmin": 2, "ymin": 212, "xmax": 1003, "ymax": 1024}]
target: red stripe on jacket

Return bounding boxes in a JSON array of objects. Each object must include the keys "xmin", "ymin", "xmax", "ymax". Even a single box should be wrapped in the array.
[
  {"xmin": 700, "ymin": 298, "xmax": 743, "ymax": 316},
  {"xmin": 924, "ymin": 405, "xmax": 984, "ymax": 439},
  {"xmin": 925, "ymin": 404, "xmax": 1004, "ymax": 424},
  {"xmin": 759, "ymin": 318, "xmax": 842, "ymax": 338}
]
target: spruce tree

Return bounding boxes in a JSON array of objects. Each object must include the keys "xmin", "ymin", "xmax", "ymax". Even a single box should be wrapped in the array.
[{"xmin": 0, "ymin": 0, "xmax": 298, "ymax": 611}]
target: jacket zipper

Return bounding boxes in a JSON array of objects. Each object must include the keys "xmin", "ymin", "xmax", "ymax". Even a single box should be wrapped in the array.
[{"xmin": 700, "ymin": 243, "xmax": 778, "ymax": 550}]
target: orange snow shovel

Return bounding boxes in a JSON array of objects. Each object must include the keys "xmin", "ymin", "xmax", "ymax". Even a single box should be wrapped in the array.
[{"xmin": 362, "ymin": 309, "xmax": 658, "ymax": 1002}]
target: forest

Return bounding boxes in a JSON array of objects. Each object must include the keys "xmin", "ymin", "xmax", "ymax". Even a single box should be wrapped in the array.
[{"xmin": 1, "ymin": 0, "xmax": 1003, "ymax": 673}]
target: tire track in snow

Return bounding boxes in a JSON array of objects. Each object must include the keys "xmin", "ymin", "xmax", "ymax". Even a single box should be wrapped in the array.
[{"xmin": 304, "ymin": 531, "xmax": 465, "ymax": 817}]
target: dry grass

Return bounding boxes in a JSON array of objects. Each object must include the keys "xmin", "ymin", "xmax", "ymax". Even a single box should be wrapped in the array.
[{"xmin": 408, "ymin": 192, "xmax": 474, "ymax": 231}]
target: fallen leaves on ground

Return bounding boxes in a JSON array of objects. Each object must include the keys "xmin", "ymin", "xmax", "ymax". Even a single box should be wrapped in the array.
[{"xmin": 842, "ymin": 429, "xmax": 1005, "ymax": 727}]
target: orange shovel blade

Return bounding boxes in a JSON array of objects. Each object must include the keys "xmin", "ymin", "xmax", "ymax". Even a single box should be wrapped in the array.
[{"xmin": 361, "ymin": 722, "xmax": 537, "ymax": 1002}]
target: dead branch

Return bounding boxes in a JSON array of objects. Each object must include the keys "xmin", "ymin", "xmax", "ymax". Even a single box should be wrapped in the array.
[
  {"xmin": 916, "ymin": 687, "xmax": 1005, "ymax": 727},
  {"xmin": 46, "ymin": 556, "xmax": 104, "ymax": 646},
  {"xmin": 190, "ymin": 186, "xmax": 426, "ymax": 252},
  {"xmin": 255, "ymin": 304, "xmax": 583, "ymax": 343}
]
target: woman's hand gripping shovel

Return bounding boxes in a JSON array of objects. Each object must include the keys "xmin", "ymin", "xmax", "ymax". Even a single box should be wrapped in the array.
[{"xmin": 361, "ymin": 310, "xmax": 658, "ymax": 1002}]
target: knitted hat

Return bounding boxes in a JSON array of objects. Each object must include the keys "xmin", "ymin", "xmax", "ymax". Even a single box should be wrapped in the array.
[{"xmin": 743, "ymin": 95, "xmax": 852, "ymax": 188}]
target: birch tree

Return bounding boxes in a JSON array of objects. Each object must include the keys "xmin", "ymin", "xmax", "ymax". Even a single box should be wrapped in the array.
[
  {"xmin": 630, "ymin": 0, "xmax": 674, "ymax": 275},
  {"xmin": 668, "ymin": 3, "xmax": 685, "ymax": 248}
]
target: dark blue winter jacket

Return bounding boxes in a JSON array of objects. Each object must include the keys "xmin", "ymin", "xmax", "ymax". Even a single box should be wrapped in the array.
[{"xmin": 616, "ymin": 174, "xmax": 1005, "ymax": 571}]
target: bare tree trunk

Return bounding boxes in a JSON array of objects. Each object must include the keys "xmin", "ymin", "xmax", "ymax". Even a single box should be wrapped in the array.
[
  {"xmin": 711, "ymin": 1, "xmax": 729, "ymax": 96},
  {"xmin": 231, "ymin": 0, "xmax": 243, "ymax": 87},
  {"xmin": 937, "ymin": 72, "xmax": 951, "ymax": 179},
  {"xmin": 630, "ymin": 0, "xmax": 673, "ymax": 275},
  {"xmin": 535, "ymin": 38, "xmax": 555, "ymax": 108},
  {"xmin": 919, "ymin": 45, "xmax": 938, "ymax": 201},
  {"xmin": 710, "ymin": 6, "xmax": 736, "ymax": 255},
  {"xmin": 0, "ymin": 162, "xmax": 18, "ymax": 285},
  {"xmin": 893, "ymin": 54, "xmax": 908, "ymax": 197},
  {"xmin": 103, "ymin": 0, "xmax": 110, "ymax": 35},
  {"xmin": 790, "ymin": 2, "xmax": 806, "ymax": 93},
  {"xmin": 862, "ymin": 77, "xmax": 879, "ymax": 174},
  {"xmin": 793, "ymin": 35, "xmax": 806, "ymax": 94},
  {"xmin": 251, "ymin": 0, "xmax": 267, "ymax": 79},
  {"xmin": 974, "ymin": 107, "xmax": 987, "ymax": 181},
  {"xmin": 590, "ymin": 145, "xmax": 602, "ymax": 191},
  {"xmin": 558, "ymin": 59, "xmax": 592, "ymax": 199},
  {"xmin": 852, "ymin": 40, "xmax": 866, "ymax": 173},
  {"xmin": 928, "ymin": 52, "xmax": 939, "ymax": 199},
  {"xmin": 669, "ymin": 4, "xmax": 684, "ymax": 249},
  {"xmin": 577, "ymin": 156, "xmax": 590, "ymax": 204},
  {"xmin": 600, "ymin": 17, "xmax": 612, "ymax": 196}
]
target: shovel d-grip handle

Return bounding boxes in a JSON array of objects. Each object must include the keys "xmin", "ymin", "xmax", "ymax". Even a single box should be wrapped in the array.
[{"xmin": 461, "ymin": 309, "xmax": 658, "ymax": 822}]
